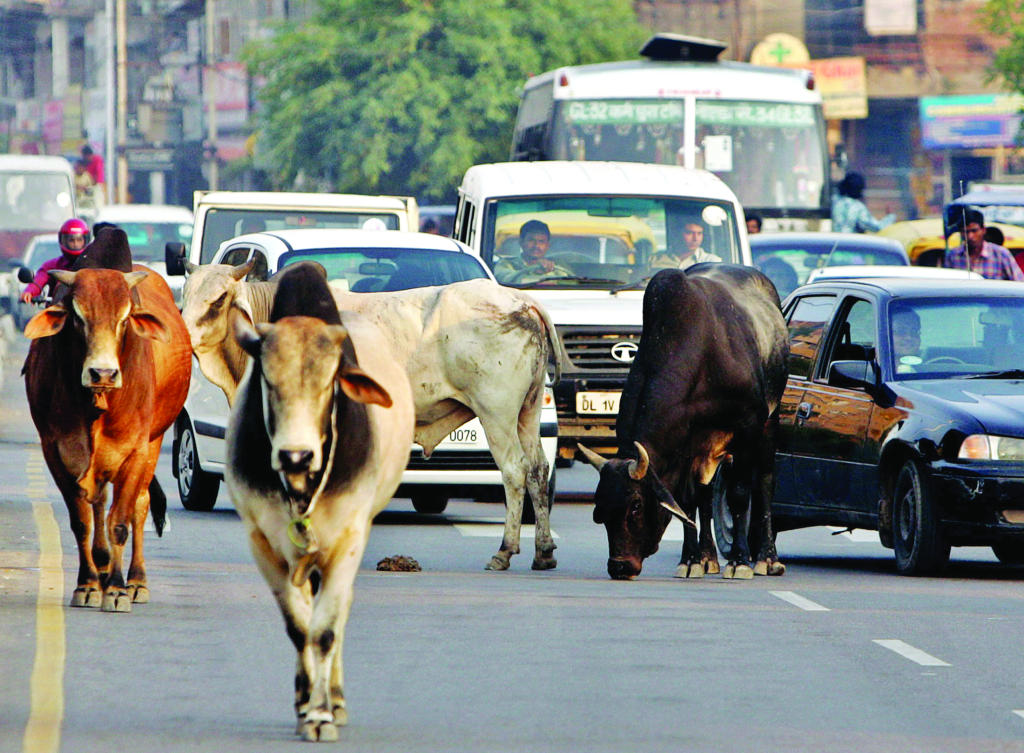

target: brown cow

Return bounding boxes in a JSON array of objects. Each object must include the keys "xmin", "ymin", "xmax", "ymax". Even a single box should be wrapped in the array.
[{"xmin": 23, "ymin": 261, "xmax": 191, "ymax": 612}]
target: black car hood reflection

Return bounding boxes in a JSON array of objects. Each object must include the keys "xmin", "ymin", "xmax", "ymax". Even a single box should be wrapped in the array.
[{"xmin": 895, "ymin": 379, "xmax": 1024, "ymax": 437}]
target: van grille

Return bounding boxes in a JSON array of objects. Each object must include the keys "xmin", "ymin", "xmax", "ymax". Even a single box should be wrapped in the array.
[
  {"xmin": 561, "ymin": 327, "xmax": 642, "ymax": 371},
  {"xmin": 406, "ymin": 450, "xmax": 499, "ymax": 471}
]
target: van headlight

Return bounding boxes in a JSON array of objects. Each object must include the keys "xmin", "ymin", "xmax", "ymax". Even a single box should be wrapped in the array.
[{"xmin": 959, "ymin": 434, "xmax": 1024, "ymax": 461}]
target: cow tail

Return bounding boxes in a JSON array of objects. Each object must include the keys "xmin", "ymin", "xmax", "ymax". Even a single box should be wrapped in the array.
[
  {"xmin": 149, "ymin": 477, "xmax": 167, "ymax": 537},
  {"xmin": 532, "ymin": 303, "xmax": 562, "ymax": 385}
]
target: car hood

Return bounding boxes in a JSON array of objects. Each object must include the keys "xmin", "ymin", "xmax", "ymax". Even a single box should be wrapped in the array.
[
  {"xmin": 897, "ymin": 379, "xmax": 1024, "ymax": 437},
  {"xmin": 525, "ymin": 290, "xmax": 645, "ymax": 327}
]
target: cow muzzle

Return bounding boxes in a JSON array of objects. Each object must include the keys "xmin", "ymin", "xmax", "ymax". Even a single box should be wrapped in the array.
[
  {"xmin": 86, "ymin": 366, "xmax": 121, "ymax": 389},
  {"xmin": 607, "ymin": 557, "xmax": 642, "ymax": 581}
]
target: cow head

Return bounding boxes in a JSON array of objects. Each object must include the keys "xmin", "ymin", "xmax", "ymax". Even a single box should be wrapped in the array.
[
  {"xmin": 24, "ymin": 268, "xmax": 166, "ymax": 390},
  {"xmin": 180, "ymin": 260, "xmax": 254, "ymax": 352},
  {"xmin": 233, "ymin": 314, "xmax": 392, "ymax": 501},
  {"xmin": 580, "ymin": 442, "xmax": 693, "ymax": 580}
]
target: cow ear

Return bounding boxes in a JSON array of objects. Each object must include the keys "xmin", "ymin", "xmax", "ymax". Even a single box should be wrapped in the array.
[
  {"xmin": 339, "ymin": 367, "xmax": 393, "ymax": 408},
  {"xmin": 129, "ymin": 310, "xmax": 169, "ymax": 341},
  {"xmin": 231, "ymin": 314, "xmax": 263, "ymax": 358},
  {"xmin": 24, "ymin": 305, "xmax": 68, "ymax": 339}
]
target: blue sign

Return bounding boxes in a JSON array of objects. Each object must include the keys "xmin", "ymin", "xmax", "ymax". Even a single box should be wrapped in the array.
[{"xmin": 920, "ymin": 94, "xmax": 1024, "ymax": 149}]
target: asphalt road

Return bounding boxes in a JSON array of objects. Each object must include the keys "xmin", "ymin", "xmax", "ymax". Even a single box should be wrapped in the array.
[{"xmin": 4, "ymin": 331, "xmax": 1024, "ymax": 753}]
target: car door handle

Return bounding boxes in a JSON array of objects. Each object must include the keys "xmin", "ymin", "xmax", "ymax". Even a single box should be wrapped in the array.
[{"xmin": 796, "ymin": 402, "xmax": 812, "ymax": 422}]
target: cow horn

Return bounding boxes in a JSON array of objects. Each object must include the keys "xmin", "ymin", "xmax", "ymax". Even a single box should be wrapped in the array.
[
  {"xmin": 50, "ymin": 269, "xmax": 76, "ymax": 286},
  {"xmin": 577, "ymin": 443, "xmax": 607, "ymax": 471},
  {"xmin": 628, "ymin": 441, "xmax": 650, "ymax": 481},
  {"xmin": 660, "ymin": 498, "xmax": 696, "ymax": 528},
  {"xmin": 231, "ymin": 259, "xmax": 255, "ymax": 280},
  {"xmin": 184, "ymin": 259, "xmax": 198, "ymax": 274},
  {"xmin": 124, "ymin": 270, "xmax": 149, "ymax": 289}
]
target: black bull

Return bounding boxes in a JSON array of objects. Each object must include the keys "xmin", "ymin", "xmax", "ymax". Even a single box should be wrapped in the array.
[{"xmin": 581, "ymin": 264, "xmax": 789, "ymax": 580}]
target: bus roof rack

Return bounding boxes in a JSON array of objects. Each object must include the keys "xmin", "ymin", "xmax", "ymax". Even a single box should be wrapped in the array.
[{"xmin": 639, "ymin": 33, "xmax": 728, "ymax": 62}]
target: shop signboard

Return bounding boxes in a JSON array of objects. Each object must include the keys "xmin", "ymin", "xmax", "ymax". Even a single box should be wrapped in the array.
[{"xmin": 920, "ymin": 94, "xmax": 1024, "ymax": 149}]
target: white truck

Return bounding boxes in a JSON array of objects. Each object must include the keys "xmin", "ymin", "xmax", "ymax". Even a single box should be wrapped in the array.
[
  {"xmin": 165, "ymin": 190, "xmax": 419, "ymax": 270},
  {"xmin": 453, "ymin": 160, "xmax": 751, "ymax": 463}
]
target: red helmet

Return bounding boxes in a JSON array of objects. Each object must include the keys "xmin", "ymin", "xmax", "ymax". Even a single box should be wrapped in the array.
[{"xmin": 58, "ymin": 218, "xmax": 91, "ymax": 255}]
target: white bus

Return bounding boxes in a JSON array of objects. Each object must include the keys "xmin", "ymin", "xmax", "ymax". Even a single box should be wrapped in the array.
[{"xmin": 511, "ymin": 34, "xmax": 830, "ymax": 230}]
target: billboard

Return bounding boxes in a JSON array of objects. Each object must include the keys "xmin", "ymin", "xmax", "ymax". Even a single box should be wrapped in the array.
[{"xmin": 920, "ymin": 94, "xmax": 1024, "ymax": 149}]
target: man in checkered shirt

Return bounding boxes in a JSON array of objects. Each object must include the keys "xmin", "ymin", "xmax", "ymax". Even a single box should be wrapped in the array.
[{"xmin": 944, "ymin": 209, "xmax": 1024, "ymax": 281}]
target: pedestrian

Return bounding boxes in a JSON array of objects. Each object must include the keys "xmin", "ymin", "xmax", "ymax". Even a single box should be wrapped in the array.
[
  {"xmin": 831, "ymin": 171, "xmax": 894, "ymax": 234},
  {"xmin": 80, "ymin": 144, "xmax": 106, "ymax": 203},
  {"xmin": 19, "ymin": 218, "xmax": 91, "ymax": 302},
  {"xmin": 944, "ymin": 209, "xmax": 1024, "ymax": 280}
]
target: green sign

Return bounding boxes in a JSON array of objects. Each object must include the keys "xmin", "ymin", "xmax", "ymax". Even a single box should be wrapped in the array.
[
  {"xmin": 565, "ymin": 100, "xmax": 684, "ymax": 125},
  {"xmin": 696, "ymin": 101, "xmax": 815, "ymax": 128}
]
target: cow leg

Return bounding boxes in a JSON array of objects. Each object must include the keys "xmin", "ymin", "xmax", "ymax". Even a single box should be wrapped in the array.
[
  {"xmin": 675, "ymin": 480, "xmax": 708, "ymax": 578},
  {"xmin": 247, "ymin": 528, "xmax": 315, "ymax": 729},
  {"xmin": 300, "ymin": 520, "xmax": 372, "ymax": 742},
  {"xmin": 125, "ymin": 440, "xmax": 163, "ymax": 603},
  {"xmin": 721, "ymin": 450, "xmax": 754, "ymax": 580},
  {"xmin": 42, "ymin": 443, "xmax": 103, "ymax": 608},
  {"xmin": 102, "ymin": 459, "xmax": 151, "ymax": 612},
  {"xmin": 517, "ymin": 394, "xmax": 557, "ymax": 571},
  {"xmin": 480, "ymin": 421, "xmax": 527, "ymax": 571},
  {"xmin": 698, "ymin": 486, "xmax": 720, "ymax": 575},
  {"xmin": 751, "ymin": 419, "xmax": 785, "ymax": 576}
]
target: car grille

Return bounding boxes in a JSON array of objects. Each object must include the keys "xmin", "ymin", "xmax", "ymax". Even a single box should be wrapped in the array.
[
  {"xmin": 406, "ymin": 450, "xmax": 499, "ymax": 471},
  {"xmin": 560, "ymin": 327, "xmax": 642, "ymax": 371}
]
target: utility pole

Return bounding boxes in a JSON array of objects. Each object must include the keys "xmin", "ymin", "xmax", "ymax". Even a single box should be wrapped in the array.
[
  {"xmin": 116, "ymin": 0, "xmax": 128, "ymax": 202},
  {"xmin": 205, "ymin": 0, "xmax": 219, "ymax": 190},
  {"xmin": 105, "ymin": 0, "xmax": 116, "ymax": 203}
]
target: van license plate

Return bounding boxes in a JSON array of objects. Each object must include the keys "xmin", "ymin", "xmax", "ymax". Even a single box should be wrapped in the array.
[{"xmin": 576, "ymin": 391, "xmax": 621, "ymax": 415}]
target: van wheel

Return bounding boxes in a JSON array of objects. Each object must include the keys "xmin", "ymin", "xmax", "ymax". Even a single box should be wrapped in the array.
[
  {"xmin": 411, "ymin": 493, "xmax": 448, "ymax": 514},
  {"xmin": 177, "ymin": 422, "xmax": 220, "ymax": 512},
  {"xmin": 893, "ymin": 461, "xmax": 949, "ymax": 575}
]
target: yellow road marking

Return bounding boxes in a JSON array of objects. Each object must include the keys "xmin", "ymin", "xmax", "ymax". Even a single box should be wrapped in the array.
[{"xmin": 22, "ymin": 460, "xmax": 64, "ymax": 753}]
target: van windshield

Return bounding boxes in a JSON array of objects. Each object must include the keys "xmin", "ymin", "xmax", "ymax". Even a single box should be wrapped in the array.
[
  {"xmin": 480, "ymin": 195, "xmax": 741, "ymax": 288},
  {"xmin": 0, "ymin": 171, "xmax": 75, "ymax": 230},
  {"xmin": 200, "ymin": 208, "xmax": 400, "ymax": 263}
]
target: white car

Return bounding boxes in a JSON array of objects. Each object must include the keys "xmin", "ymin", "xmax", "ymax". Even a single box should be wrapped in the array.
[
  {"xmin": 173, "ymin": 229, "xmax": 559, "ymax": 517},
  {"xmin": 93, "ymin": 203, "xmax": 194, "ymax": 303}
]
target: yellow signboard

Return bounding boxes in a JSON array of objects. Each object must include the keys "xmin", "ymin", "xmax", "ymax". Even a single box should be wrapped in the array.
[{"xmin": 809, "ymin": 57, "xmax": 868, "ymax": 120}]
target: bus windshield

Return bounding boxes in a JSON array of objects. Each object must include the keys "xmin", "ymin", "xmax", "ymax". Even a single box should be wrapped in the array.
[
  {"xmin": 480, "ymin": 195, "xmax": 743, "ymax": 289},
  {"xmin": 549, "ymin": 98, "xmax": 827, "ymax": 215}
]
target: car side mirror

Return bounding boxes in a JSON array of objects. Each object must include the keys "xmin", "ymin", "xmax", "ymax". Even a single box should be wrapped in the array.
[
  {"xmin": 165, "ymin": 242, "xmax": 186, "ymax": 276},
  {"xmin": 17, "ymin": 266, "xmax": 34, "ymax": 284},
  {"xmin": 828, "ymin": 359, "xmax": 876, "ymax": 390}
]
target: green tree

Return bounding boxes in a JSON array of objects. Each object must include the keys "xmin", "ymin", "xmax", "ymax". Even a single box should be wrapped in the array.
[
  {"xmin": 984, "ymin": 0, "xmax": 1024, "ymax": 93},
  {"xmin": 242, "ymin": 0, "xmax": 645, "ymax": 202}
]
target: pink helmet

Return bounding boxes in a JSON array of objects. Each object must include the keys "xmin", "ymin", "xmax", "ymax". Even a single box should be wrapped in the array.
[{"xmin": 58, "ymin": 218, "xmax": 91, "ymax": 255}]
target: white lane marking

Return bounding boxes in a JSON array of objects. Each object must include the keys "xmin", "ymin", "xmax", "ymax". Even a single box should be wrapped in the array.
[
  {"xmin": 770, "ymin": 590, "xmax": 830, "ymax": 611},
  {"xmin": 453, "ymin": 524, "xmax": 559, "ymax": 539},
  {"xmin": 827, "ymin": 527, "xmax": 878, "ymax": 543},
  {"xmin": 1013, "ymin": 710, "xmax": 1024, "ymax": 721},
  {"xmin": 873, "ymin": 639, "xmax": 950, "ymax": 666}
]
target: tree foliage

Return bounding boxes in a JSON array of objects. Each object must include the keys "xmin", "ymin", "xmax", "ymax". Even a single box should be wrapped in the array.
[
  {"xmin": 983, "ymin": 0, "xmax": 1024, "ymax": 92},
  {"xmin": 242, "ymin": 0, "xmax": 646, "ymax": 201}
]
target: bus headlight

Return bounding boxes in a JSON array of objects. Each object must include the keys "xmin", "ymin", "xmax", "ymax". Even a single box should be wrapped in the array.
[{"xmin": 959, "ymin": 435, "xmax": 1024, "ymax": 461}]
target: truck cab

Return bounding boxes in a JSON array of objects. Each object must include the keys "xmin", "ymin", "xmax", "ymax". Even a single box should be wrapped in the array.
[{"xmin": 454, "ymin": 160, "xmax": 750, "ymax": 461}]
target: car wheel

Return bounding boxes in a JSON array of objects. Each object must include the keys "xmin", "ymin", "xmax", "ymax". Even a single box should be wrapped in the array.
[
  {"xmin": 177, "ymin": 422, "xmax": 220, "ymax": 512},
  {"xmin": 411, "ymin": 493, "xmax": 448, "ymax": 515},
  {"xmin": 991, "ymin": 541, "xmax": 1024, "ymax": 565},
  {"xmin": 711, "ymin": 465, "xmax": 752, "ymax": 556},
  {"xmin": 893, "ymin": 461, "xmax": 949, "ymax": 575}
]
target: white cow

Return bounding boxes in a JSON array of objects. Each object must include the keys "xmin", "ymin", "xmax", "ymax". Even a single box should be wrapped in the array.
[
  {"xmin": 226, "ymin": 264, "xmax": 414, "ymax": 741},
  {"xmin": 181, "ymin": 261, "xmax": 560, "ymax": 571}
]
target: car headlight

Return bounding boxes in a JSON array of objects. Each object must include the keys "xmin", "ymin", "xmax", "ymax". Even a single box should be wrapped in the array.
[{"xmin": 959, "ymin": 434, "xmax": 1024, "ymax": 461}]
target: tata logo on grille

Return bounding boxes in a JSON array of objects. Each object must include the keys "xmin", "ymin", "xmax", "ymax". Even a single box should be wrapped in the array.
[{"xmin": 610, "ymin": 341, "xmax": 638, "ymax": 363}]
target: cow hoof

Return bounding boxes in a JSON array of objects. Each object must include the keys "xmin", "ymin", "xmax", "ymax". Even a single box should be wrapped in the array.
[
  {"xmin": 722, "ymin": 563, "xmax": 754, "ymax": 580},
  {"xmin": 673, "ymin": 564, "xmax": 688, "ymax": 579},
  {"xmin": 101, "ymin": 590, "xmax": 132, "ymax": 613},
  {"xmin": 71, "ymin": 587, "xmax": 102, "ymax": 608},
  {"xmin": 333, "ymin": 705, "xmax": 348, "ymax": 727},
  {"xmin": 531, "ymin": 555, "xmax": 557, "ymax": 571},
  {"xmin": 300, "ymin": 720, "xmax": 338, "ymax": 742},
  {"xmin": 128, "ymin": 584, "xmax": 150, "ymax": 603},
  {"xmin": 687, "ymin": 562, "xmax": 705, "ymax": 579},
  {"xmin": 767, "ymin": 560, "xmax": 786, "ymax": 576},
  {"xmin": 704, "ymin": 559, "xmax": 720, "ymax": 575},
  {"xmin": 485, "ymin": 554, "xmax": 511, "ymax": 571}
]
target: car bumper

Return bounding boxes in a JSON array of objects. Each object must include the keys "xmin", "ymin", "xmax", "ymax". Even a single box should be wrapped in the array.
[{"xmin": 930, "ymin": 462, "xmax": 1024, "ymax": 543}]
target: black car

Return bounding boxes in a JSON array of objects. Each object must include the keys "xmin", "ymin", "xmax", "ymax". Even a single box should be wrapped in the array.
[{"xmin": 772, "ymin": 276, "xmax": 1024, "ymax": 575}]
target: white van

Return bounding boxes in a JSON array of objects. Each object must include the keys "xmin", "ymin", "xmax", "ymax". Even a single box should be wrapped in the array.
[
  {"xmin": 453, "ymin": 160, "xmax": 750, "ymax": 462},
  {"xmin": 0, "ymin": 154, "xmax": 76, "ymax": 261}
]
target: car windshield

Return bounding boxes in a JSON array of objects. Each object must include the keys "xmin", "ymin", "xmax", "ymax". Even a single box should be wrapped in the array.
[
  {"xmin": 117, "ymin": 221, "xmax": 193, "ymax": 262},
  {"xmin": 480, "ymin": 196, "xmax": 742, "ymax": 289},
  {"xmin": 279, "ymin": 247, "xmax": 489, "ymax": 292},
  {"xmin": 754, "ymin": 239, "xmax": 906, "ymax": 299},
  {"xmin": 891, "ymin": 297, "xmax": 1024, "ymax": 379}
]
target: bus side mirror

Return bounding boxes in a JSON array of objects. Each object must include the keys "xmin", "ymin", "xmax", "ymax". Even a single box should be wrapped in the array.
[{"xmin": 165, "ymin": 242, "xmax": 186, "ymax": 276}]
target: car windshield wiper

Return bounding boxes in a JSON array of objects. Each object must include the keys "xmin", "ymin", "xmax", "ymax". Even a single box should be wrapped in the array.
[
  {"xmin": 963, "ymin": 369, "xmax": 1024, "ymax": 379},
  {"xmin": 516, "ymin": 275, "xmax": 624, "ymax": 289},
  {"xmin": 611, "ymin": 274, "xmax": 656, "ymax": 293}
]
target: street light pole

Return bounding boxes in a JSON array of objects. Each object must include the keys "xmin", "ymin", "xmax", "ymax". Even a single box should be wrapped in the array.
[
  {"xmin": 205, "ymin": 0, "xmax": 219, "ymax": 190},
  {"xmin": 104, "ymin": 0, "xmax": 116, "ymax": 203},
  {"xmin": 116, "ymin": 0, "xmax": 128, "ymax": 202}
]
